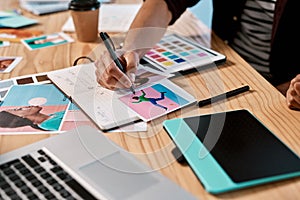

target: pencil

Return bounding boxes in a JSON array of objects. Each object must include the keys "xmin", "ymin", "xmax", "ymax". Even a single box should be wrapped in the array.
[{"xmin": 198, "ymin": 85, "xmax": 250, "ymax": 107}]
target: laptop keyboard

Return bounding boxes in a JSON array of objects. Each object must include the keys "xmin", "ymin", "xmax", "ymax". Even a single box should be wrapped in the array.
[{"xmin": 0, "ymin": 148, "xmax": 98, "ymax": 200}]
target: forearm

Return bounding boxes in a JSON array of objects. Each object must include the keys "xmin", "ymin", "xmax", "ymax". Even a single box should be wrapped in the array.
[
  {"xmin": 123, "ymin": 0, "xmax": 172, "ymax": 59},
  {"xmin": 130, "ymin": 0, "xmax": 171, "ymax": 29}
]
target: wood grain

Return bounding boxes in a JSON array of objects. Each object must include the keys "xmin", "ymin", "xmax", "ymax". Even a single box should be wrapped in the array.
[{"xmin": 1, "ymin": 1, "xmax": 300, "ymax": 199}]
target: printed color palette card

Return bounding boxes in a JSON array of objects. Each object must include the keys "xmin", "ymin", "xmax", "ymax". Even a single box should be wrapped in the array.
[{"xmin": 144, "ymin": 34, "xmax": 226, "ymax": 73}]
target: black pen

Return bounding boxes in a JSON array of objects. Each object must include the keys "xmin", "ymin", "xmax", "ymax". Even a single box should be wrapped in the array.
[
  {"xmin": 198, "ymin": 85, "xmax": 250, "ymax": 107},
  {"xmin": 99, "ymin": 32, "xmax": 135, "ymax": 94}
]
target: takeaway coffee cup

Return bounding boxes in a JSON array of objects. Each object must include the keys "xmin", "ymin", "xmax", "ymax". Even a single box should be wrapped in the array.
[{"xmin": 69, "ymin": 0, "xmax": 101, "ymax": 42}]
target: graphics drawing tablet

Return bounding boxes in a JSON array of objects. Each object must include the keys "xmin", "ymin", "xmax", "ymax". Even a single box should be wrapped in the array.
[{"xmin": 163, "ymin": 109, "xmax": 300, "ymax": 194}]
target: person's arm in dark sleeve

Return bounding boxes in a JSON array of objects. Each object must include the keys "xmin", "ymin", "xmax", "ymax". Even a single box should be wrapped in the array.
[
  {"xmin": 164, "ymin": 0, "xmax": 200, "ymax": 24},
  {"xmin": 95, "ymin": 0, "xmax": 199, "ymax": 90}
]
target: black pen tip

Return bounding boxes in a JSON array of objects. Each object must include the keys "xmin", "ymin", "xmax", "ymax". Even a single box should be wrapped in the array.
[{"xmin": 130, "ymin": 85, "xmax": 135, "ymax": 95}]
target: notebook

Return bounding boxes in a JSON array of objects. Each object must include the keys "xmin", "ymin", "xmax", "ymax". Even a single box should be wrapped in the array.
[
  {"xmin": 48, "ymin": 63, "xmax": 196, "ymax": 131},
  {"xmin": 163, "ymin": 109, "xmax": 300, "ymax": 194},
  {"xmin": 0, "ymin": 125, "xmax": 196, "ymax": 200}
]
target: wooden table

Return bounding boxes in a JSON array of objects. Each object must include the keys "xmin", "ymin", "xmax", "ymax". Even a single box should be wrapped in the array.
[{"xmin": 1, "ymin": 1, "xmax": 300, "ymax": 199}]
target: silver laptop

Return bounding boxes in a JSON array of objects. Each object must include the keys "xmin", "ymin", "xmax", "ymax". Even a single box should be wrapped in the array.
[{"xmin": 0, "ymin": 126, "xmax": 196, "ymax": 200}]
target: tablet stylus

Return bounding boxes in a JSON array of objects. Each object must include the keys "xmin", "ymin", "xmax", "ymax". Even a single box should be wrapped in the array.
[{"xmin": 198, "ymin": 85, "xmax": 250, "ymax": 107}]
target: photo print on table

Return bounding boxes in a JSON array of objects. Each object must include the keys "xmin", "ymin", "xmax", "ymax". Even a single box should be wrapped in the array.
[
  {"xmin": 0, "ymin": 40, "xmax": 10, "ymax": 47},
  {"xmin": 21, "ymin": 32, "xmax": 74, "ymax": 50},
  {"xmin": 0, "ymin": 84, "xmax": 70, "ymax": 134},
  {"xmin": 0, "ymin": 29, "xmax": 43, "ymax": 42},
  {"xmin": 119, "ymin": 82, "xmax": 193, "ymax": 121},
  {"xmin": 0, "ymin": 56, "xmax": 22, "ymax": 73}
]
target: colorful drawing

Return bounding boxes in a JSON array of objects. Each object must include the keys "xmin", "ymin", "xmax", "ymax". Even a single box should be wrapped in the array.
[
  {"xmin": 132, "ymin": 90, "xmax": 168, "ymax": 111},
  {"xmin": 119, "ymin": 83, "xmax": 189, "ymax": 121}
]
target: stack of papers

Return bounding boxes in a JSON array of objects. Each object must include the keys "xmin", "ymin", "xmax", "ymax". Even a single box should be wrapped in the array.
[
  {"xmin": 0, "ymin": 72, "xmax": 147, "ymax": 134},
  {"xmin": 0, "ymin": 10, "xmax": 37, "ymax": 28},
  {"xmin": 19, "ymin": 0, "xmax": 113, "ymax": 16},
  {"xmin": 19, "ymin": 0, "xmax": 69, "ymax": 15},
  {"xmin": 62, "ymin": 3, "xmax": 142, "ymax": 33},
  {"xmin": 48, "ymin": 63, "xmax": 195, "ymax": 131}
]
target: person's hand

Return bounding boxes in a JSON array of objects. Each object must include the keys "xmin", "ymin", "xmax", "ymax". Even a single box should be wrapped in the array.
[
  {"xmin": 286, "ymin": 74, "xmax": 300, "ymax": 110},
  {"xmin": 95, "ymin": 50, "xmax": 139, "ymax": 90}
]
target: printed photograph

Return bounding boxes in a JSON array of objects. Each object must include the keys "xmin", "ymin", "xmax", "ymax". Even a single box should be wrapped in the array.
[
  {"xmin": 119, "ymin": 83, "xmax": 189, "ymax": 121},
  {"xmin": 0, "ymin": 84, "xmax": 70, "ymax": 134},
  {"xmin": 0, "ymin": 29, "xmax": 43, "ymax": 42},
  {"xmin": 22, "ymin": 32, "xmax": 74, "ymax": 50},
  {"xmin": 0, "ymin": 40, "xmax": 10, "ymax": 47},
  {"xmin": 0, "ymin": 56, "xmax": 22, "ymax": 73}
]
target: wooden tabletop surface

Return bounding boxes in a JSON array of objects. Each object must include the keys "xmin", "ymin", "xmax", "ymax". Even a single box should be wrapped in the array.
[{"xmin": 1, "ymin": 1, "xmax": 300, "ymax": 199}]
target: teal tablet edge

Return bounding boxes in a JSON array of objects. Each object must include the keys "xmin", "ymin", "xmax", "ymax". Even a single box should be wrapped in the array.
[{"xmin": 163, "ymin": 118, "xmax": 300, "ymax": 194}]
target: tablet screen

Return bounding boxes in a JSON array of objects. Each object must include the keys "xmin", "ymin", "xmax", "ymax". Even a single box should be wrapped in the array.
[{"xmin": 183, "ymin": 110, "xmax": 300, "ymax": 183}]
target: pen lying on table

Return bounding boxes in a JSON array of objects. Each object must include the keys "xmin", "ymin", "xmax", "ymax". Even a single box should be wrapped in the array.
[{"xmin": 198, "ymin": 85, "xmax": 250, "ymax": 107}]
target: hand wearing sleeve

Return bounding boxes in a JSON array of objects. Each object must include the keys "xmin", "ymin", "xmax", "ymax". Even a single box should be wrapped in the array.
[
  {"xmin": 96, "ymin": 0, "xmax": 172, "ymax": 90},
  {"xmin": 95, "ymin": 0, "xmax": 201, "ymax": 91}
]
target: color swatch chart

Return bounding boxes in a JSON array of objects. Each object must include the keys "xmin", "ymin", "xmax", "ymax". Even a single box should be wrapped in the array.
[{"xmin": 144, "ymin": 34, "xmax": 216, "ymax": 72}]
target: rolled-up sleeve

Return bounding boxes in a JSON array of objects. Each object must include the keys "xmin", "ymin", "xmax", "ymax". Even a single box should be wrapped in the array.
[{"xmin": 164, "ymin": 0, "xmax": 200, "ymax": 24}]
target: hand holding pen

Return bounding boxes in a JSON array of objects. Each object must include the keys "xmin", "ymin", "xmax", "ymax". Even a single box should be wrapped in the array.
[{"xmin": 97, "ymin": 32, "xmax": 136, "ymax": 94}]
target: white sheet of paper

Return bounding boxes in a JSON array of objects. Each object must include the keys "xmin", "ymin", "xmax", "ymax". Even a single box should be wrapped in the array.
[
  {"xmin": 48, "ymin": 62, "xmax": 196, "ymax": 130},
  {"xmin": 48, "ymin": 63, "xmax": 140, "ymax": 130},
  {"xmin": 108, "ymin": 121, "xmax": 147, "ymax": 133},
  {"xmin": 62, "ymin": 4, "xmax": 142, "ymax": 33}
]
